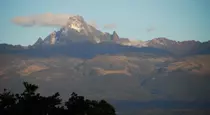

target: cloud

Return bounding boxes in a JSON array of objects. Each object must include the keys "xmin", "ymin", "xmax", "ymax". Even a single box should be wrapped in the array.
[
  {"xmin": 12, "ymin": 13, "xmax": 116, "ymax": 30},
  {"xmin": 12, "ymin": 13, "xmax": 75, "ymax": 27},
  {"xmin": 103, "ymin": 23, "xmax": 117, "ymax": 30},
  {"xmin": 146, "ymin": 27, "xmax": 155, "ymax": 33}
]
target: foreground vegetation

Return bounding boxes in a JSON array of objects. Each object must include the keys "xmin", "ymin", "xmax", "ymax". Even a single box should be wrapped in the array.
[{"xmin": 0, "ymin": 82, "xmax": 116, "ymax": 115}]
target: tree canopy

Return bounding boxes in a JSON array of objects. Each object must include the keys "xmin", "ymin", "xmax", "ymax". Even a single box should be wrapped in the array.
[{"xmin": 0, "ymin": 82, "xmax": 116, "ymax": 115}]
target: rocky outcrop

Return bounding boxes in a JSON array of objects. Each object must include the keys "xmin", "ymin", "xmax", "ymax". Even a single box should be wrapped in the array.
[
  {"xmin": 50, "ymin": 31, "xmax": 56, "ymax": 45},
  {"xmin": 111, "ymin": 31, "xmax": 120, "ymax": 42},
  {"xmin": 66, "ymin": 15, "xmax": 86, "ymax": 33}
]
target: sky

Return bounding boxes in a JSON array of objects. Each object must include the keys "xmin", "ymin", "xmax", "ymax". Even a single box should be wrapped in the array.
[{"xmin": 0, "ymin": 0, "xmax": 210, "ymax": 46}]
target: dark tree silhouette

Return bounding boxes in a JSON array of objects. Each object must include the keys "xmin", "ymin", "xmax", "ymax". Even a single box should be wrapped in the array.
[
  {"xmin": 65, "ymin": 92, "xmax": 87, "ymax": 115},
  {"xmin": 0, "ymin": 89, "xmax": 17, "ymax": 115},
  {"xmin": 0, "ymin": 82, "xmax": 116, "ymax": 115},
  {"xmin": 65, "ymin": 92, "xmax": 116, "ymax": 115}
]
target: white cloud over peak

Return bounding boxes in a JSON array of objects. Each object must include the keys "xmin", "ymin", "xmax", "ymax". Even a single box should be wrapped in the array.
[
  {"xmin": 12, "ymin": 13, "xmax": 74, "ymax": 27},
  {"xmin": 12, "ymin": 13, "xmax": 116, "ymax": 30}
]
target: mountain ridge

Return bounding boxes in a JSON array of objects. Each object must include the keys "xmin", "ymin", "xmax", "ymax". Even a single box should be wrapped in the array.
[
  {"xmin": 0, "ymin": 15, "xmax": 209, "ymax": 57},
  {"xmin": 30, "ymin": 15, "xmax": 209, "ymax": 56}
]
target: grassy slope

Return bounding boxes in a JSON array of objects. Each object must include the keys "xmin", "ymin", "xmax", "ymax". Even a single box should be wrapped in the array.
[{"xmin": 0, "ymin": 54, "xmax": 210, "ymax": 101}]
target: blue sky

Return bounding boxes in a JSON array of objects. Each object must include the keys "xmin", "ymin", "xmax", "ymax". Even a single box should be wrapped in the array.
[{"xmin": 0, "ymin": 0, "xmax": 210, "ymax": 45}]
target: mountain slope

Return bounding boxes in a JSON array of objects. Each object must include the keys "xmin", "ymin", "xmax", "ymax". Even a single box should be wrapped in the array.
[
  {"xmin": 0, "ymin": 41, "xmax": 171, "ymax": 59},
  {"xmin": 1, "ymin": 53, "xmax": 210, "ymax": 101}
]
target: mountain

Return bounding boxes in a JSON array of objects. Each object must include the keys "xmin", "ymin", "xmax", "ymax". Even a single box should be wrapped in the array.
[
  {"xmin": 29, "ymin": 15, "xmax": 210, "ymax": 57},
  {"xmin": 40, "ymin": 15, "xmax": 108, "ymax": 45},
  {"xmin": 195, "ymin": 41, "xmax": 210, "ymax": 54},
  {"xmin": 33, "ymin": 15, "xmax": 132, "ymax": 46},
  {"xmin": 121, "ymin": 38, "xmax": 210, "ymax": 56},
  {"xmin": 146, "ymin": 38, "xmax": 201, "ymax": 55},
  {"xmin": 1, "ymin": 14, "xmax": 210, "ymax": 115}
]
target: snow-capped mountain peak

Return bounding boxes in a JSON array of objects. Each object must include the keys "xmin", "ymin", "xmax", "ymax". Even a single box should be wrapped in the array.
[{"xmin": 39, "ymin": 15, "xmax": 107, "ymax": 44}]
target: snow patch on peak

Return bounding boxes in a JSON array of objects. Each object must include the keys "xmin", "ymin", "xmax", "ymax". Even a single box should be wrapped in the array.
[
  {"xmin": 66, "ymin": 15, "xmax": 86, "ymax": 32},
  {"xmin": 70, "ymin": 24, "xmax": 83, "ymax": 32}
]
